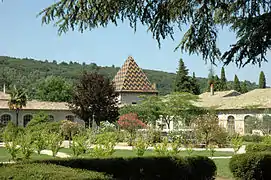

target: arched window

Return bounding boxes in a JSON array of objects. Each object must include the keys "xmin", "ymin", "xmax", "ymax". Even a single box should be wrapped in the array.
[
  {"xmin": 23, "ymin": 114, "xmax": 33, "ymax": 127},
  {"xmin": 0, "ymin": 114, "xmax": 11, "ymax": 125},
  {"xmin": 227, "ymin": 116, "xmax": 235, "ymax": 135},
  {"xmin": 66, "ymin": 115, "xmax": 74, "ymax": 121},
  {"xmin": 48, "ymin": 115, "xmax": 54, "ymax": 121},
  {"xmin": 244, "ymin": 115, "xmax": 253, "ymax": 134}
]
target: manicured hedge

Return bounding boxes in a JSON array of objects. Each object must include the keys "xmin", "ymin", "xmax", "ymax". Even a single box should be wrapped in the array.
[
  {"xmin": 36, "ymin": 156, "xmax": 217, "ymax": 180},
  {"xmin": 246, "ymin": 143, "xmax": 271, "ymax": 153},
  {"xmin": 0, "ymin": 163, "xmax": 112, "ymax": 180},
  {"xmin": 242, "ymin": 135, "xmax": 264, "ymax": 143},
  {"xmin": 230, "ymin": 152, "xmax": 271, "ymax": 180}
]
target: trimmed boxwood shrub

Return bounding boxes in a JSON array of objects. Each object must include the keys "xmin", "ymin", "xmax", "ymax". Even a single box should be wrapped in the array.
[
  {"xmin": 0, "ymin": 163, "xmax": 112, "ymax": 180},
  {"xmin": 242, "ymin": 135, "xmax": 264, "ymax": 143},
  {"xmin": 36, "ymin": 156, "xmax": 216, "ymax": 180},
  {"xmin": 246, "ymin": 143, "xmax": 271, "ymax": 153},
  {"xmin": 230, "ymin": 152, "xmax": 271, "ymax": 180}
]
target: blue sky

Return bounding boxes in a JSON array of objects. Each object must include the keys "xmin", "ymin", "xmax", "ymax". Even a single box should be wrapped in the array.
[{"xmin": 0, "ymin": 1, "xmax": 270, "ymax": 85}]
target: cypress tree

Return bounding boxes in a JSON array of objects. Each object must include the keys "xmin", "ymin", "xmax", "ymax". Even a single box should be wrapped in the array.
[
  {"xmin": 233, "ymin": 75, "xmax": 241, "ymax": 92},
  {"xmin": 259, "ymin": 71, "xmax": 266, "ymax": 88},
  {"xmin": 220, "ymin": 67, "xmax": 227, "ymax": 90},
  {"xmin": 190, "ymin": 72, "xmax": 201, "ymax": 95},
  {"xmin": 214, "ymin": 75, "xmax": 220, "ymax": 91},
  {"xmin": 241, "ymin": 81, "xmax": 248, "ymax": 93},
  {"xmin": 174, "ymin": 58, "xmax": 192, "ymax": 93}
]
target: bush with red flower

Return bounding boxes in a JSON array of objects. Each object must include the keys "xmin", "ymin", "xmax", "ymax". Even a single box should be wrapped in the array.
[{"xmin": 118, "ymin": 113, "xmax": 146, "ymax": 146}]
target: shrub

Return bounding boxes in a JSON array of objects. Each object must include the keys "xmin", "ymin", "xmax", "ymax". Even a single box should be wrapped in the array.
[
  {"xmin": 230, "ymin": 152, "xmax": 271, "ymax": 180},
  {"xmin": 263, "ymin": 136, "xmax": 271, "ymax": 145},
  {"xmin": 0, "ymin": 163, "xmax": 112, "ymax": 180},
  {"xmin": 170, "ymin": 139, "xmax": 181, "ymax": 156},
  {"xmin": 133, "ymin": 136, "xmax": 149, "ymax": 156},
  {"xmin": 154, "ymin": 137, "xmax": 170, "ymax": 156},
  {"xmin": 90, "ymin": 132, "xmax": 117, "ymax": 157},
  {"xmin": 208, "ymin": 144, "xmax": 216, "ymax": 157},
  {"xmin": 118, "ymin": 113, "xmax": 146, "ymax": 146},
  {"xmin": 246, "ymin": 143, "xmax": 271, "ymax": 153},
  {"xmin": 18, "ymin": 132, "xmax": 34, "ymax": 159},
  {"xmin": 60, "ymin": 120, "xmax": 82, "ymax": 147},
  {"xmin": 37, "ymin": 156, "xmax": 216, "ymax": 180},
  {"xmin": 46, "ymin": 132, "xmax": 63, "ymax": 157},
  {"xmin": 71, "ymin": 133, "xmax": 88, "ymax": 157},
  {"xmin": 242, "ymin": 134, "xmax": 264, "ymax": 143},
  {"xmin": 3, "ymin": 122, "xmax": 20, "ymax": 160},
  {"xmin": 147, "ymin": 128, "xmax": 162, "ymax": 144},
  {"xmin": 231, "ymin": 134, "xmax": 243, "ymax": 154}
]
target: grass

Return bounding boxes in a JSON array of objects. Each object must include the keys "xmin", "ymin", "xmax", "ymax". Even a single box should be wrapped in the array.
[
  {"xmin": 0, "ymin": 147, "xmax": 52, "ymax": 162},
  {"xmin": 214, "ymin": 159, "xmax": 233, "ymax": 179}
]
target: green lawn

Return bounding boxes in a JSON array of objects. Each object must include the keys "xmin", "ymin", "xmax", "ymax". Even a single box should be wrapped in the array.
[
  {"xmin": 0, "ymin": 147, "xmax": 52, "ymax": 162},
  {"xmin": 214, "ymin": 159, "xmax": 233, "ymax": 179}
]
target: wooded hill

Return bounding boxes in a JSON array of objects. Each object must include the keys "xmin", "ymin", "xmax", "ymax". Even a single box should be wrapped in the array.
[{"xmin": 0, "ymin": 56, "xmax": 258, "ymax": 97}]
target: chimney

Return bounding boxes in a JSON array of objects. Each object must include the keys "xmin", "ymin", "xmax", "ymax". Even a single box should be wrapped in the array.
[
  {"xmin": 152, "ymin": 83, "xmax": 156, "ymax": 90},
  {"xmin": 210, "ymin": 83, "xmax": 214, "ymax": 96},
  {"xmin": 3, "ymin": 84, "xmax": 5, "ymax": 94}
]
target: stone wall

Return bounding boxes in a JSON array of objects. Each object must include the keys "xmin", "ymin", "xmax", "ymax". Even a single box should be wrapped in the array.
[{"xmin": 0, "ymin": 109, "xmax": 84, "ymax": 127}]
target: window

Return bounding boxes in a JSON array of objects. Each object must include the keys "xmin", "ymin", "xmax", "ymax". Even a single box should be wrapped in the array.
[
  {"xmin": 23, "ymin": 114, "xmax": 33, "ymax": 127},
  {"xmin": 244, "ymin": 115, "xmax": 252, "ymax": 134},
  {"xmin": 0, "ymin": 114, "xmax": 11, "ymax": 125},
  {"xmin": 132, "ymin": 102, "xmax": 137, "ymax": 104},
  {"xmin": 66, "ymin": 115, "xmax": 74, "ymax": 121},
  {"xmin": 227, "ymin": 116, "xmax": 235, "ymax": 135},
  {"xmin": 48, "ymin": 115, "xmax": 54, "ymax": 121}
]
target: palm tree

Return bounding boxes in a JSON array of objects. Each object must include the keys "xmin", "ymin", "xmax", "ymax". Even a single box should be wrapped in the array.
[{"xmin": 8, "ymin": 85, "xmax": 27, "ymax": 126}]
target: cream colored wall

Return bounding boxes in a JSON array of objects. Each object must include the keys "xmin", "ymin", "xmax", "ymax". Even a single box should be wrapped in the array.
[
  {"xmin": 0, "ymin": 109, "xmax": 84, "ymax": 126},
  {"xmin": 119, "ymin": 92, "xmax": 156, "ymax": 105},
  {"xmin": 217, "ymin": 109, "xmax": 271, "ymax": 135}
]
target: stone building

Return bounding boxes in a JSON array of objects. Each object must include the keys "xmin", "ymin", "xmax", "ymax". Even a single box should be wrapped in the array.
[
  {"xmin": 0, "ymin": 92, "xmax": 82, "ymax": 127},
  {"xmin": 113, "ymin": 56, "xmax": 158, "ymax": 105},
  {"xmin": 197, "ymin": 88, "xmax": 271, "ymax": 135}
]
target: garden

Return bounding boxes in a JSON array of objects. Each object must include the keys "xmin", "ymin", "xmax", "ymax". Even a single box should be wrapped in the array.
[{"xmin": 1, "ymin": 111, "xmax": 266, "ymax": 180}]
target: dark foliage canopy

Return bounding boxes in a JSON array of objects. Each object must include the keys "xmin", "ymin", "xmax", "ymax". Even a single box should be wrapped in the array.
[
  {"xmin": 259, "ymin": 71, "xmax": 266, "ymax": 88},
  {"xmin": 39, "ymin": 0, "xmax": 271, "ymax": 67},
  {"xmin": 69, "ymin": 72, "xmax": 119, "ymax": 127},
  {"xmin": 233, "ymin": 74, "xmax": 241, "ymax": 92}
]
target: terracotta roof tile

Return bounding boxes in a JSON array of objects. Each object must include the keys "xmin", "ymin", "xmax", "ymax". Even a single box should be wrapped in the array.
[{"xmin": 113, "ymin": 56, "xmax": 157, "ymax": 93}]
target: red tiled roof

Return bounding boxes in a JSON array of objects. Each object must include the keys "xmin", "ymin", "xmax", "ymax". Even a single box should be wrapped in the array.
[{"xmin": 113, "ymin": 56, "xmax": 157, "ymax": 93}]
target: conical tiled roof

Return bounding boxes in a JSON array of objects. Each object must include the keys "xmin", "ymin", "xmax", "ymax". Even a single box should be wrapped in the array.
[{"xmin": 113, "ymin": 56, "xmax": 157, "ymax": 93}]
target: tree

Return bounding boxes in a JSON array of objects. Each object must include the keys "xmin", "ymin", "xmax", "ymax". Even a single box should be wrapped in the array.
[
  {"xmin": 233, "ymin": 75, "xmax": 241, "ymax": 92},
  {"xmin": 157, "ymin": 92, "xmax": 201, "ymax": 129},
  {"xmin": 173, "ymin": 58, "xmax": 192, "ymax": 93},
  {"xmin": 8, "ymin": 85, "xmax": 27, "ymax": 126},
  {"xmin": 69, "ymin": 72, "xmax": 119, "ymax": 127},
  {"xmin": 220, "ymin": 67, "xmax": 227, "ymax": 91},
  {"xmin": 214, "ymin": 75, "xmax": 220, "ymax": 91},
  {"xmin": 259, "ymin": 71, "xmax": 266, "ymax": 89},
  {"xmin": 36, "ymin": 76, "xmax": 73, "ymax": 102},
  {"xmin": 194, "ymin": 113, "xmax": 227, "ymax": 146},
  {"xmin": 190, "ymin": 72, "xmax": 201, "ymax": 95},
  {"xmin": 241, "ymin": 82, "xmax": 248, "ymax": 94},
  {"xmin": 118, "ymin": 113, "xmax": 146, "ymax": 146},
  {"xmin": 119, "ymin": 96, "xmax": 160, "ymax": 125},
  {"xmin": 39, "ymin": 1, "xmax": 271, "ymax": 67}
]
